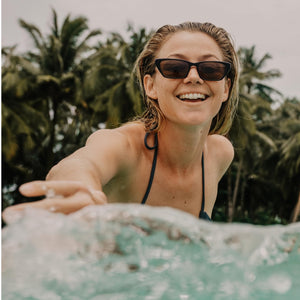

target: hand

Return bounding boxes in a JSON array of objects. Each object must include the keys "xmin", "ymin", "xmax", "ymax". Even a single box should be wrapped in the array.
[{"xmin": 2, "ymin": 180, "xmax": 107, "ymax": 223}]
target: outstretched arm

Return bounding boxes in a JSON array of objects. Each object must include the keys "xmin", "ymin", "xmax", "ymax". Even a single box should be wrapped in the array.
[{"xmin": 2, "ymin": 128, "xmax": 134, "ymax": 222}]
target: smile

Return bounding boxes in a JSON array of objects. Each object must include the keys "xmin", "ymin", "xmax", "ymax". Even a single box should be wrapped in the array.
[{"xmin": 177, "ymin": 93, "xmax": 208, "ymax": 101}]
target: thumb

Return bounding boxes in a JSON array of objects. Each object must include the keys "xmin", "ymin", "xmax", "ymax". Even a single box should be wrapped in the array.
[{"xmin": 89, "ymin": 190, "xmax": 107, "ymax": 205}]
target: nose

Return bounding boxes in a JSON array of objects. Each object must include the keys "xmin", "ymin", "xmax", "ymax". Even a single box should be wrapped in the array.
[{"xmin": 183, "ymin": 66, "xmax": 204, "ymax": 84}]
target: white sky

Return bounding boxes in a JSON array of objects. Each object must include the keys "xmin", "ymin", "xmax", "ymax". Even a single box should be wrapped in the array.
[{"xmin": 2, "ymin": 0, "xmax": 300, "ymax": 98}]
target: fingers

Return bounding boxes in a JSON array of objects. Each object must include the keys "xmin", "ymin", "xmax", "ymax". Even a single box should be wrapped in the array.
[
  {"xmin": 2, "ymin": 181, "xmax": 108, "ymax": 224},
  {"xmin": 2, "ymin": 189, "xmax": 107, "ymax": 224},
  {"xmin": 37, "ymin": 191, "xmax": 96, "ymax": 214},
  {"xmin": 19, "ymin": 180, "xmax": 107, "ymax": 204},
  {"xmin": 2, "ymin": 191, "xmax": 91, "ymax": 224},
  {"xmin": 19, "ymin": 180, "xmax": 91, "ymax": 197},
  {"xmin": 2, "ymin": 200, "xmax": 52, "ymax": 224},
  {"xmin": 89, "ymin": 190, "xmax": 108, "ymax": 205}
]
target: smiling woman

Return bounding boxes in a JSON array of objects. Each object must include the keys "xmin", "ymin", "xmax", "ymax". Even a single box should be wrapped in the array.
[
  {"xmin": 136, "ymin": 22, "xmax": 239, "ymax": 135},
  {"xmin": 3, "ymin": 22, "xmax": 239, "ymax": 223}
]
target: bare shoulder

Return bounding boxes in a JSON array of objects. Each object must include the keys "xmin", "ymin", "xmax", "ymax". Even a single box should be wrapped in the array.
[
  {"xmin": 84, "ymin": 122, "xmax": 145, "ymax": 165},
  {"xmin": 64, "ymin": 122, "xmax": 145, "ymax": 185},
  {"xmin": 206, "ymin": 134, "xmax": 234, "ymax": 158},
  {"xmin": 206, "ymin": 134, "xmax": 234, "ymax": 179},
  {"xmin": 87, "ymin": 122, "xmax": 143, "ymax": 146}
]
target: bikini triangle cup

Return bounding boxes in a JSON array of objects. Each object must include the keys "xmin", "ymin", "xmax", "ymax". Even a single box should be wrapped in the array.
[{"xmin": 141, "ymin": 132, "xmax": 211, "ymax": 221}]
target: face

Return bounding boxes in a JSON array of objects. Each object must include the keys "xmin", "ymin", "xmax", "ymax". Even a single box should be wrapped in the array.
[{"xmin": 144, "ymin": 31, "xmax": 230, "ymax": 131}]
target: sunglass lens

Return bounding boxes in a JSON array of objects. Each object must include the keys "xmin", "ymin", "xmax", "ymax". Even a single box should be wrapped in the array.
[
  {"xmin": 198, "ymin": 62, "xmax": 228, "ymax": 81},
  {"xmin": 159, "ymin": 60, "xmax": 188, "ymax": 78}
]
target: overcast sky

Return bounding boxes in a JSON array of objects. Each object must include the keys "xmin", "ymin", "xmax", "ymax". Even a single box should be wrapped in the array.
[{"xmin": 2, "ymin": 0, "xmax": 300, "ymax": 98}]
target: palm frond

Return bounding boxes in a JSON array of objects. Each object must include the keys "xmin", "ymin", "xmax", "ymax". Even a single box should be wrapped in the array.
[
  {"xmin": 18, "ymin": 19, "xmax": 44, "ymax": 50},
  {"xmin": 51, "ymin": 8, "xmax": 59, "ymax": 38}
]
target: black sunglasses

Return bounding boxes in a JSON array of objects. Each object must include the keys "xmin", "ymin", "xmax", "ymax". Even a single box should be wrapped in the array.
[{"xmin": 155, "ymin": 58, "xmax": 231, "ymax": 81}]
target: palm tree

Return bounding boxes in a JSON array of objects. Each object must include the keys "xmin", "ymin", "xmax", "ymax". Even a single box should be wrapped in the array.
[
  {"xmin": 85, "ymin": 24, "xmax": 153, "ymax": 128},
  {"xmin": 2, "ymin": 10, "xmax": 102, "ymax": 208},
  {"xmin": 278, "ymin": 133, "xmax": 300, "ymax": 222},
  {"xmin": 2, "ymin": 46, "xmax": 48, "ymax": 161},
  {"xmin": 272, "ymin": 99, "xmax": 300, "ymax": 222},
  {"xmin": 238, "ymin": 46, "xmax": 282, "ymax": 101},
  {"xmin": 2, "ymin": 46, "xmax": 51, "ymax": 209},
  {"xmin": 17, "ymin": 9, "xmax": 102, "ymax": 168},
  {"xmin": 227, "ymin": 46, "xmax": 282, "ymax": 222}
]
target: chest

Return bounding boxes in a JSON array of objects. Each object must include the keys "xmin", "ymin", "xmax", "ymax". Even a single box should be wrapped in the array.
[
  {"xmin": 134, "ymin": 158, "xmax": 217, "ymax": 217},
  {"xmin": 143, "ymin": 170, "xmax": 203, "ymax": 216},
  {"xmin": 103, "ymin": 150, "xmax": 219, "ymax": 218}
]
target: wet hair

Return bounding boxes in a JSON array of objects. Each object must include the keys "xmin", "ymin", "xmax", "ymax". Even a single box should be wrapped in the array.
[{"xmin": 134, "ymin": 22, "xmax": 239, "ymax": 135}]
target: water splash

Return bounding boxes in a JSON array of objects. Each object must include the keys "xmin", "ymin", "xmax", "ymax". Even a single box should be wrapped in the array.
[{"xmin": 2, "ymin": 204, "xmax": 300, "ymax": 299}]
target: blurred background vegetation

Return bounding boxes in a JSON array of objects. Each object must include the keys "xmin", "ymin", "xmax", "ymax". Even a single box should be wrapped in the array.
[{"xmin": 2, "ymin": 9, "xmax": 300, "ymax": 224}]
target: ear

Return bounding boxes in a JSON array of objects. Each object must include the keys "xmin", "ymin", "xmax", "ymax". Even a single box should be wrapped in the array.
[
  {"xmin": 222, "ymin": 78, "xmax": 231, "ymax": 102},
  {"xmin": 143, "ymin": 74, "xmax": 158, "ymax": 100}
]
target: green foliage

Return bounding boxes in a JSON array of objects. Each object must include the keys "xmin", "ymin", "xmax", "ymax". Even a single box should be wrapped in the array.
[
  {"xmin": 85, "ymin": 24, "xmax": 152, "ymax": 128},
  {"xmin": 217, "ymin": 46, "xmax": 299, "ymax": 224},
  {"xmin": 2, "ymin": 10, "xmax": 299, "ymax": 224}
]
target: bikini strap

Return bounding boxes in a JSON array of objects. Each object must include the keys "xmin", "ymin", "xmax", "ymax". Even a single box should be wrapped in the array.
[
  {"xmin": 141, "ymin": 133, "xmax": 158, "ymax": 204},
  {"xmin": 144, "ymin": 132, "xmax": 158, "ymax": 150},
  {"xmin": 199, "ymin": 153, "xmax": 212, "ymax": 221},
  {"xmin": 200, "ymin": 153, "xmax": 205, "ymax": 213}
]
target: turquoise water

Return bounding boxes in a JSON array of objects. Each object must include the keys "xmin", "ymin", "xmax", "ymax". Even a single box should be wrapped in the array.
[{"xmin": 2, "ymin": 204, "xmax": 300, "ymax": 299}]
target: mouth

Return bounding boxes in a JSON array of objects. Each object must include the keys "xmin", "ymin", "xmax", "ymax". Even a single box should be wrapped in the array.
[{"xmin": 177, "ymin": 93, "xmax": 208, "ymax": 102}]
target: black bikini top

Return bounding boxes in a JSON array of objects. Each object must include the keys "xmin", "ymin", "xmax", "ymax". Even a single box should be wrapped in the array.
[{"xmin": 141, "ymin": 133, "xmax": 211, "ymax": 221}]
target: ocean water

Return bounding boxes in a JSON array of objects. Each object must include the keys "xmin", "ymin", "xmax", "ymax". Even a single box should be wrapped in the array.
[{"xmin": 2, "ymin": 204, "xmax": 300, "ymax": 300}]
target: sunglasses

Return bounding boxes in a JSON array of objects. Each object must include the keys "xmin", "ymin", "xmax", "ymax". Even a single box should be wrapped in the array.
[{"xmin": 155, "ymin": 58, "xmax": 231, "ymax": 81}]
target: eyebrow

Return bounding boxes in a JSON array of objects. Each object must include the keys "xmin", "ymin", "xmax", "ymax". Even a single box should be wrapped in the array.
[{"xmin": 167, "ymin": 53, "xmax": 221, "ymax": 61}]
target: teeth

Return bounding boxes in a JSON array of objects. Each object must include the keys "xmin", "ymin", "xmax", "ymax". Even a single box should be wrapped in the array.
[{"xmin": 179, "ymin": 93, "xmax": 206, "ymax": 100}]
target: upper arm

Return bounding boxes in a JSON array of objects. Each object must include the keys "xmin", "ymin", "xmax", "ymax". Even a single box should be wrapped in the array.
[
  {"xmin": 84, "ymin": 129, "xmax": 136, "ymax": 185},
  {"xmin": 208, "ymin": 135, "xmax": 234, "ymax": 181},
  {"xmin": 218, "ymin": 135, "xmax": 234, "ymax": 179}
]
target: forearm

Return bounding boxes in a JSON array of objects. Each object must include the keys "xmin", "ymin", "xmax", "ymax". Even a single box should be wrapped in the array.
[
  {"xmin": 2, "ymin": 156, "xmax": 107, "ymax": 222},
  {"xmin": 46, "ymin": 156, "xmax": 103, "ymax": 191}
]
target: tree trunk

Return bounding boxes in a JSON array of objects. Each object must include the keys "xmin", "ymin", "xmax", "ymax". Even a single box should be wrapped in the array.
[
  {"xmin": 238, "ymin": 176, "xmax": 247, "ymax": 217},
  {"xmin": 228, "ymin": 158, "xmax": 243, "ymax": 222},
  {"xmin": 290, "ymin": 190, "xmax": 300, "ymax": 223},
  {"xmin": 227, "ymin": 167, "xmax": 233, "ymax": 221},
  {"xmin": 47, "ymin": 98, "xmax": 58, "ymax": 171}
]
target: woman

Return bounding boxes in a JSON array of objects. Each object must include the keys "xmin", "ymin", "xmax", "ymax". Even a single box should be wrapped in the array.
[{"xmin": 3, "ymin": 22, "xmax": 239, "ymax": 222}]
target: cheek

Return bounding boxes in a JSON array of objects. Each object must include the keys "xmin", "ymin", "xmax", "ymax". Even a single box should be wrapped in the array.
[
  {"xmin": 222, "ymin": 79, "xmax": 231, "ymax": 102},
  {"xmin": 158, "ymin": 75, "xmax": 182, "ymax": 92},
  {"xmin": 210, "ymin": 81, "xmax": 229, "ymax": 102},
  {"xmin": 155, "ymin": 79, "xmax": 178, "ymax": 101}
]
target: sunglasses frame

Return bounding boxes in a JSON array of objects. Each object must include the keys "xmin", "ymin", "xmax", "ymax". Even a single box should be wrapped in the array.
[{"xmin": 155, "ymin": 58, "xmax": 231, "ymax": 81}]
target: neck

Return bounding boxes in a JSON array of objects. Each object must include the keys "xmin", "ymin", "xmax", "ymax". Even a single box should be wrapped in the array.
[{"xmin": 157, "ymin": 121, "xmax": 210, "ymax": 172}]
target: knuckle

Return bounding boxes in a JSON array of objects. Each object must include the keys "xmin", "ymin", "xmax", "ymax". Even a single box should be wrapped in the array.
[
  {"xmin": 76, "ymin": 191, "xmax": 94, "ymax": 205},
  {"xmin": 89, "ymin": 190, "xmax": 107, "ymax": 204}
]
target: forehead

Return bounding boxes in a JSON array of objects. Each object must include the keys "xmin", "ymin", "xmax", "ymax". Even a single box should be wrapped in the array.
[{"xmin": 156, "ymin": 31, "xmax": 224, "ymax": 61}]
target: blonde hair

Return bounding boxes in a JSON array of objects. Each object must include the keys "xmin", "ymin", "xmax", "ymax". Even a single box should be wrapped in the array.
[{"xmin": 135, "ymin": 22, "xmax": 239, "ymax": 135}]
